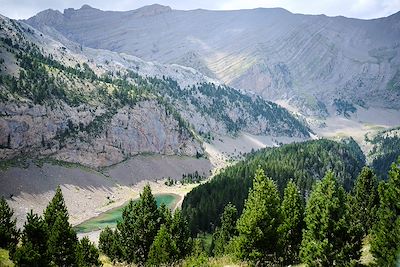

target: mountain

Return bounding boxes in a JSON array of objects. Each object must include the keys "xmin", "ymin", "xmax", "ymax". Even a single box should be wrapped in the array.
[
  {"xmin": 25, "ymin": 5, "xmax": 400, "ymax": 117},
  {"xmin": 0, "ymin": 15, "xmax": 309, "ymax": 169}
]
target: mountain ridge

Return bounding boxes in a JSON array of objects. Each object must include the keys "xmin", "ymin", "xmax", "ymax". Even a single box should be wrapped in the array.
[{"xmin": 24, "ymin": 5, "xmax": 400, "ymax": 118}]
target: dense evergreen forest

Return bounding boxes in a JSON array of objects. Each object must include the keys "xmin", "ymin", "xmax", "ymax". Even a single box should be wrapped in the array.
[
  {"xmin": 1, "ymin": 158, "xmax": 399, "ymax": 266},
  {"xmin": 367, "ymin": 127, "xmax": 400, "ymax": 179},
  {"xmin": 182, "ymin": 138, "xmax": 366, "ymax": 233}
]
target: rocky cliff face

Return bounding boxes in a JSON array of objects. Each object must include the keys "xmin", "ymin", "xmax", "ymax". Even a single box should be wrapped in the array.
[
  {"xmin": 25, "ymin": 5, "xmax": 400, "ymax": 117},
  {"xmin": 0, "ymin": 17, "xmax": 203, "ymax": 168},
  {"xmin": 0, "ymin": 100, "xmax": 201, "ymax": 168}
]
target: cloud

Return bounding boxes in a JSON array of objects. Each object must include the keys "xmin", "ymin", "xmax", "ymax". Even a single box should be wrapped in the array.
[{"xmin": 0, "ymin": 0, "xmax": 398, "ymax": 19}]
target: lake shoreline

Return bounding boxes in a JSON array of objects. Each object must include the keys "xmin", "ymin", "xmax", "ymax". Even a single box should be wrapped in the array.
[{"xmin": 74, "ymin": 193, "xmax": 182, "ymax": 234}]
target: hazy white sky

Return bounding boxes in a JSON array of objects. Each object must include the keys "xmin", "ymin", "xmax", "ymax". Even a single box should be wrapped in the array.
[{"xmin": 1, "ymin": 0, "xmax": 399, "ymax": 19}]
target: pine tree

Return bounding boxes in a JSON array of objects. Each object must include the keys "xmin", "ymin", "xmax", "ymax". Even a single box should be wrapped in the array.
[
  {"xmin": 278, "ymin": 180, "xmax": 304, "ymax": 264},
  {"xmin": 370, "ymin": 159, "xmax": 400, "ymax": 266},
  {"xmin": 47, "ymin": 213, "xmax": 78, "ymax": 266},
  {"xmin": 159, "ymin": 203, "xmax": 173, "ymax": 229},
  {"xmin": 75, "ymin": 237, "xmax": 101, "ymax": 267},
  {"xmin": 235, "ymin": 167, "xmax": 281, "ymax": 264},
  {"xmin": 352, "ymin": 166, "xmax": 379, "ymax": 235},
  {"xmin": 99, "ymin": 227, "xmax": 122, "ymax": 262},
  {"xmin": 117, "ymin": 184, "xmax": 160, "ymax": 264},
  {"xmin": 44, "ymin": 187, "xmax": 78, "ymax": 266},
  {"xmin": 170, "ymin": 209, "xmax": 191, "ymax": 260},
  {"xmin": 147, "ymin": 225, "xmax": 176, "ymax": 266},
  {"xmin": 300, "ymin": 171, "xmax": 362, "ymax": 266},
  {"xmin": 14, "ymin": 210, "xmax": 49, "ymax": 267},
  {"xmin": 13, "ymin": 241, "xmax": 41, "ymax": 267},
  {"xmin": 0, "ymin": 197, "xmax": 19, "ymax": 256},
  {"xmin": 99, "ymin": 226, "xmax": 114, "ymax": 258},
  {"xmin": 43, "ymin": 185, "xmax": 69, "ymax": 230},
  {"xmin": 211, "ymin": 203, "xmax": 237, "ymax": 256}
]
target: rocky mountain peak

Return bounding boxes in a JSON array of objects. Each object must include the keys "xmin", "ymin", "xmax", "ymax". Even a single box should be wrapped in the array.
[
  {"xmin": 133, "ymin": 4, "xmax": 172, "ymax": 17},
  {"xmin": 80, "ymin": 4, "xmax": 94, "ymax": 10},
  {"xmin": 24, "ymin": 8, "xmax": 63, "ymax": 26}
]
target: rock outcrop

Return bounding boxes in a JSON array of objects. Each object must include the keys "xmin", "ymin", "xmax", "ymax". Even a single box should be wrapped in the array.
[{"xmin": 0, "ymin": 100, "xmax": 202, "ymax": 168}]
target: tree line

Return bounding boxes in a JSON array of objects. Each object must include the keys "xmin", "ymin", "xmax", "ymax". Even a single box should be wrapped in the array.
[
  {"xmin": 1, "ymin": 160, "xmax": 399, "ymax": 266},
  {"xmin": 208, "ymin": 159, "xmax": 399, "ymax": 266},
  {"xmin": 0, "ymin": 186, "xmax": 100, "ymax": 266},
  {"xmin": 182, "ymin": 138, "xmax": 366, "ymax": 234}
]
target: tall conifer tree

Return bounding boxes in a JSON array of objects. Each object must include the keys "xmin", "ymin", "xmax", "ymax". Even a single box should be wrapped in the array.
[
  {"xmin": 300, "ymin": 171, "xmax": 362, "ymax": 266},
  {"xmin": 211, "ymin": 203, "xmax": 238, "ymax": 256},
  {"xmin": 14, "ymin": 211, "xmax": 49, "ymax": 266},
  {"xmin": 235, "ymin": 167, "xmax": 281, "ymax": 264},
  {"xmin": 371, "ymin": 159, "xmax": 400, "ymax": 266},
  {"xmin": 352, "ymin": 167, "xmax": 379, "ymax": 235},
  {"xmin": 147, "ymin": 225, "xmax": 176, "ymax": 266},
  {"xmin": 44, "ymin": 186, "xmax": 78, "ymax": 266},
  {"xmin": 0, "ymin": 197, "xmax": 19, "ymax": 255},
  {"xmin": 117, "ymin": 184, "xmax": 160, "ymax": 264},
  {"xmin": 170, "ymin": 209, "xmax": 191, "ymax": 260},
  {"xmin": 278, "ymin": 180, "xmax": 304, "ymax": 264}
]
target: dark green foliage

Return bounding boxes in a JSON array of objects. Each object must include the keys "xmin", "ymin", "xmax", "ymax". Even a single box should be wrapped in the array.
[
  {"xmin": 13, "ymin": 242, "xmax": 42, "ymax": 267},
  {"xmin": 181, "ymin": 171, "xmax": 206, "ymax": 184},
  {"xmin": 158, "ymin": 203, "xmax": 173, "ymax": 230},
  {"xmin": 211, "ymin": 203, "xmax": 238, "ymax": 256},
  {"xmin": 352, "ymin": 167, "xmax": 379, "ymax": 235},
  {"xmin": 182, "ymin": 139, "xmax": 365, "ymax": 234},
  {"xmin": 368, "ymin": 127, "xmax": 400, "ymax": 179},
  {"xmin": 47, "ymin": 213, "xmax": 78, "ymax": 266},
  {"xmin": 170, "ymin": 209, "xmax": 192, "ymax": 259},
  {"xmin": 300, "ymin": 172, "xmax": 362, "ymax": 266},
  {"xmin": 99, "ymin": 186, "xmax": 192, "ymax": 265},
  {"xmin": 146, "ymin": 225, "xmax": 176, "ymax": 266},
  {"xmin": 98, "ymin": 227, "xmax": 122, "ymax": 262},
  {"xmin": 43, "ymin": 186, "xmax": 68, "ymax": 229},
  {"xmin": 278, "ymin": 181, "xmax": 304, "ymax": 264},
  {"xmin": 342, "ymin": 137, "xmax": 366, "ymax": 167},
  {"xmin": 370, "ymin": 159, "xmax": 400, "ymax": 266},
  {"xmin": 117, "ymin": 184, "xmax": 160, "ymax": 264},
  {"xmin": 14, "ymin": 211, "xmax": 49, "ymax": 267},
  {"xmin": 44, "ymin": 186, "xmax": 78, "ymax": 266},
  {"xmin": 234, "ymin": 168, "xmax": 281, "ymax": 263},
  {"xmin": 75, "ymin": 237, "xmax": 101, "ymax": 267},
  {"xmin": 0, "ymin": 197, "xmax": 19, "ymax": 256},
  {"xmin": 99, "ymin": 227, "xmax": 114, "ymax": 258}
]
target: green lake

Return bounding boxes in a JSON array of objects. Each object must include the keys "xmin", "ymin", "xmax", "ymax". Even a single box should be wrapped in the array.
[{"xmin": 74, "ymin": 194, "xmax": 179, "ymax": 233}]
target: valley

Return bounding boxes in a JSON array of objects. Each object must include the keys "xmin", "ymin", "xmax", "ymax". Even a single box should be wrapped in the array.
[{"xmin": 0, "ymin": 3, "xmax": 399, "ymax": 266}]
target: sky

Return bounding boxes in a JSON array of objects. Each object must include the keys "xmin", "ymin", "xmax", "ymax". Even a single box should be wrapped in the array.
[{"xmin": 0, "ymin": 0, "xmax": 399, "ymax": 20}]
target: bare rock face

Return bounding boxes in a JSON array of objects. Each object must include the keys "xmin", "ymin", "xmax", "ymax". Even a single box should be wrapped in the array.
[
  {"xmin": 0, "ymin": 100, "xmax": 202, "ymax": 168},
  {"xmin": 25, "ymin": 6, "xmax": 400, "ymax": 117}
]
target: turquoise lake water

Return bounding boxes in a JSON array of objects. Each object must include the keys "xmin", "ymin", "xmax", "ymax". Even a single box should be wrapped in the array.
[{"xmin": 74, "ymin": 194, "xmax": 178, "ymax": 233}]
